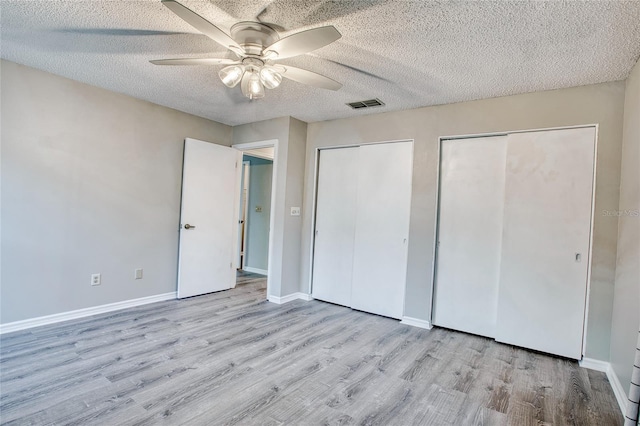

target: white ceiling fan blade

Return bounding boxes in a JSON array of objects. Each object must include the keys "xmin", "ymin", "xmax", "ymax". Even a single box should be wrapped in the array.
[
  {"xmin": 161, "ymin": 0, "xmax": 243, "ymax": 55},
  {"xmin": 280, "ymin": 66, "xmax": 342, "ymax": 91},
  {"xmin": 263, "ymin": 26, "xmax": 341, "ymax": 59},
  {"xmin": 150, "ymin": 58, "xmax": 239, "ymax": 66}
]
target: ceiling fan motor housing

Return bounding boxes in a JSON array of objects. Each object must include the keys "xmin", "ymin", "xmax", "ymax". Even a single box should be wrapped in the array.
[{"xmin": 230, "ymin": 22, "xmax": 280, "ymax": 56}]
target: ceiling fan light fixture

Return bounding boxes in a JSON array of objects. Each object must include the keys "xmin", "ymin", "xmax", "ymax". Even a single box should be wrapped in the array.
[
  {"xmin": 218, "ymin": 65, "xmax": 244, "ymax": 88},
  {"xmin": 154, "ymin": 1, "xmax": 343, "ymax": 100},
  {"xmin": 259, "ymin": 66, "xmax": 282, "ymax": 89},
  {"xmin": 241, "ymin": 69, "xmax": 265, "ymax": 100}
]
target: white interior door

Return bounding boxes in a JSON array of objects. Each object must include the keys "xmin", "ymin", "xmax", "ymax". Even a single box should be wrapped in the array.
[
  {"xmin": 178, "ymin": 138, "xmax": 242, "ymax": 299},
  {"xmin": 433, "ymin": 136, "xmax": 507, "ymax": 337},
  {"xmin": 351, "ymin": 141, "xmax": 413, "ymax": 319},
  {"xmin": 311, "ymin": 147, "xmax": 359, "ymax": 306},
  {"xmin": 496, "ymin": 127, "xmax": 595, "ymax": 359}
]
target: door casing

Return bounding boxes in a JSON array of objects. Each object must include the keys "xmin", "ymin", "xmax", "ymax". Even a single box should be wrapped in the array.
[
  {"xmin": 232, "ymin": 140, "xmax": 278, "ymax": 299},
  {"xmin": 308, "ymin": 139, "xmax": 415, "ymax": 320},
  {"xmin": 431, "ymin": 124, "xmax": 599, "ymax": 357}
]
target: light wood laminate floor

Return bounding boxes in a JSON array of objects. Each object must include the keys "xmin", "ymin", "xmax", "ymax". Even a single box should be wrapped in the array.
[
  {"xmin": 236, "ymin": 270, "xmax": 267, "ymax": 286},
  {"xmin": 1, "ymin": 279, "xmax": 622, "ymax": 425}
]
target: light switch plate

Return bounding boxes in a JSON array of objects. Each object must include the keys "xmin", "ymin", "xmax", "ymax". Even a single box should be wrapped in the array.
[{"xmin": 290, "ymin": 207, "xmax": 301, "ymax": 216}]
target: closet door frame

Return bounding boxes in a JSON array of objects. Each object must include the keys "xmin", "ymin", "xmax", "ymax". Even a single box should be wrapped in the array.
[
  {"xmin": 307, "ymin": 139, "xmax": 415, "ymax": 317},
  {"xmin": 430, "ymin": 124, "xmax": 598, "ymax": 357}
]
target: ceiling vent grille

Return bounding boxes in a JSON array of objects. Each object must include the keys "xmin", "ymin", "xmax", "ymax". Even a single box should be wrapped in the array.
[{"xmin": 347, "ymin": 98, "xmax": 385, "ymax": 109}]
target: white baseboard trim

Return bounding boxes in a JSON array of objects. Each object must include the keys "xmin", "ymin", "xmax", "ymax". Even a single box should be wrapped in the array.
[
  {"xmin": 579, "ymin": 357, "xmax": 627, "ymax": 415},
  {"xmin": 578, "ymin": 357, "xmax": 609, "ymax": 372},
  {"xmin": 606, "ymin": 365, "xmax": 629, "ymax": 417},
  {"xmin": 0, "ymin": 292, "xmax": 177, "ymax": 335},
  {"xmin": 268, "ymin": 292, "xmax": 312, "ymax": 304},
  {"xmin": 297, "ymin": 293, "xmax": 313, "ymax": 301},
  {"xmin": 400, "ymin": 316, "xmax": 433, "ymax": 330},
  {"xmin": 242, "ymin": 267, "xmax": 268, "ymax": 275}
]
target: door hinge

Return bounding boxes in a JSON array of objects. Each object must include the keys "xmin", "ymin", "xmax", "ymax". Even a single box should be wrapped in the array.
[
  {"xmin": 235, "ymin": 161, "xmax": 238, "ymax": 168},
  {"xmin": 230, "ymin": 262, "xmax": 233, "ymax": 269}
]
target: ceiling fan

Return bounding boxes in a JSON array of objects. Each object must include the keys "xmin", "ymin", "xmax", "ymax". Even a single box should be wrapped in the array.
[{"xmin": 150, "ymin": 0, "xmax": 343, "ymax": 100}]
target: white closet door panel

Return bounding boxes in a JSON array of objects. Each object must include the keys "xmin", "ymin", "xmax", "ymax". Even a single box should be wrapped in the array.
[
  {"xmin": 433, "ymin": 136, "xmax": 507, "ymax": 337},
  {"xmin": 351, "ymin": 141, "xmax": 413, "ymax": 319},
  {"xmin": 311, "ymin": 147, "xmax": 359, "ymax": 307},
  {"xmin": 496, "ymin": 127, "xmax": 595, "ymax": 359}
]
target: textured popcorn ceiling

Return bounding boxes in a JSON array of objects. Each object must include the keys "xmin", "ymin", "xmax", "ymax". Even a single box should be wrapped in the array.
[{"xmin": 1, "ymin": 1, "xmax": 640, "ymax": 126}]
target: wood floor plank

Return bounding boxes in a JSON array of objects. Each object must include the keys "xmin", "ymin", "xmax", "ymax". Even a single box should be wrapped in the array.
[{"xmin": 0, "ymin": 278, "xmax": 623, "ymax": 425}]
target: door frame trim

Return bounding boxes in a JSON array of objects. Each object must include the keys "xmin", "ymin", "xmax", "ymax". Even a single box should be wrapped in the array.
[
  {"xmin": 232, "ymin": 139, "xmax": 278, "ymax": 300},
  {"xmin": 237, "ymin": 160, "xmax": 251, "ymax": 270},
  {"xmin": 431, "ymin": 124, "xmax": 599, "ymax": 357}
]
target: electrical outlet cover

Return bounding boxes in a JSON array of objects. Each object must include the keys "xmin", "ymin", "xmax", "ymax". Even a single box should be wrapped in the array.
[{"xmin": 91, "ymin": 273, "xmax": 101, "ymax": 286}]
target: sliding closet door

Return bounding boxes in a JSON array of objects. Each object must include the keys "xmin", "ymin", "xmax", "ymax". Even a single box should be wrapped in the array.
[
  {"xmin": 351, "ymin": 141, "xmax": 413, "ymax": 319},
  {"xmin": 311, "ymin": 147, "xmax": 359, "ymax": 306},
  {"xmin": 496, "ymin": 127, "xmax": 595, "ymax": 359},
  {"xmin": 433, "ymin": 136, "xmax": 507, "ymax": 337}
]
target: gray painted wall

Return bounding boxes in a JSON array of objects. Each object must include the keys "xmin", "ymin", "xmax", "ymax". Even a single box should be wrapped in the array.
[
  {"xmin": 1, "ymin": 56, "xmax": 632, "ymax": 368},
  {"xmin": 243, "ymin": 155, "xmax": 272, "ymax": 272},
  {"xmin": 610, "ymin": 57, "xmax": 640, "ymax": 396},
  {"xmin": 285, "ymin": 118, "xmax": 308, "ymax": 296},
  {"xmin": 302, "ymin": 81, "xmax": 626, "ymax": 360},
  {"xmin": 232, "ymin": 117, "xmax": 307, "ymax": 297},
  {"xmin": 1, "ymin": 60, "xmax": 232, "ymax": 323}
]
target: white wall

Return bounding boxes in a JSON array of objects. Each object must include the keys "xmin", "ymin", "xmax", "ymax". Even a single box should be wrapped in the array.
[
  {"xmin": 244, "ymin": 156, "xmax": 272, "ymax": 272},
  {"xmin": 0, "ymin": 60, "xmax": 232, "ymax": 323},
  {"xmin": 302, "ymin": 81, "xmax": 626, "ymax": 360},
  {"xmin": 610, "ymin": 57, "xmax": 640, "ymax": 397}
]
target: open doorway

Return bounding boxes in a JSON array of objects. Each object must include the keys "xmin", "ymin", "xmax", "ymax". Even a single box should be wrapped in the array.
[
  {"xmin": 177, "ymin": 138, "xmax": 279, "ymax": 300},
  {"xmin": 234, "ymin": 145, "xmax": 274, "ymax": 288}
]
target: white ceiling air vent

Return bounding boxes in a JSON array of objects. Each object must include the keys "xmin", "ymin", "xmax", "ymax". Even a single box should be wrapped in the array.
[{"xmin": 347, "ymin": 98, "xmax": 385, "ymax": 109}]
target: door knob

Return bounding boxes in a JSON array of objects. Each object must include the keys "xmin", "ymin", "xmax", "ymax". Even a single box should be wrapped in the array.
[{"xmin": 184, "ymin": 224, "xmax": 196, "ymax": 229}]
